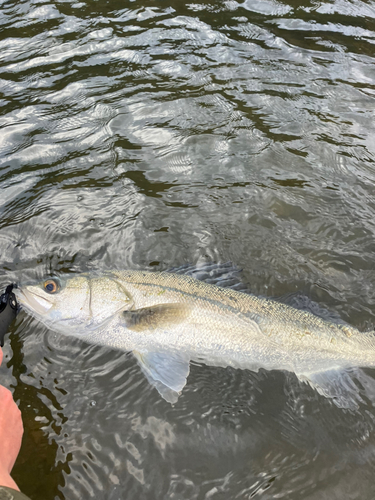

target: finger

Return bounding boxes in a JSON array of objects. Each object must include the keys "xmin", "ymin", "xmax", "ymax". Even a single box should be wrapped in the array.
[{"xmin": 0, "ymin": 385, "xmax": 24, "ymax": 440}]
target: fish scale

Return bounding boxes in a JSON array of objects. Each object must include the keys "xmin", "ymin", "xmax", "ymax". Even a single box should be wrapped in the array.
[{"xmin": 111, "ymin": 270, "xmax": 367, "ymax": 357}]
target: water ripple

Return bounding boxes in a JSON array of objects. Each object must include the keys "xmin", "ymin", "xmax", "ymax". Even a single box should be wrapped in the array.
[{"xmin": 1, "ymin": 0, "xmax": 375, "ymax": 498}]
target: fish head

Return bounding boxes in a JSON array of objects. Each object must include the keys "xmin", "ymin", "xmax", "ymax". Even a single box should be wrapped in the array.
[{"xmin": 14, "ymin": 274, "xmax": 133, "ymax": 333}]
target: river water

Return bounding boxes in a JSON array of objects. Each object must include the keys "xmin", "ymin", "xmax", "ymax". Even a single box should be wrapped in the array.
[{"xmin": 1, "ymin": 0, "xmax": 375, "ymax": 498}]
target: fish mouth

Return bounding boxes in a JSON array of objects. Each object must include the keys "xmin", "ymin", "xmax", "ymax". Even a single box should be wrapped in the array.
[{"xmin": 14, "ymin": 288, "xmax": 53, "ymax": 316}]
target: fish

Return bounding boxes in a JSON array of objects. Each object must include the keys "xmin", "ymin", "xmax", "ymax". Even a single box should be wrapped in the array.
[{"xmin": 14, "ymin": 263, "xmax": 375, "ymax": 408}]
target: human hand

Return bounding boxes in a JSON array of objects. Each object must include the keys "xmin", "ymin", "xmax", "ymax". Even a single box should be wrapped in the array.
[{"xmin": 0, "ymin": 347, "xmax": 23, "ymax": 491}]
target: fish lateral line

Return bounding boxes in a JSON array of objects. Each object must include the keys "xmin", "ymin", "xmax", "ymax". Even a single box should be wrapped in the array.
[{"xmin": 113, "ymin": 272, "xmax": 260, "ymax": 319}]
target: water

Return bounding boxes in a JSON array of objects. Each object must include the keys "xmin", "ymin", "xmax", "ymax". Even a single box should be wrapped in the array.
[{"xmin": 1, "ymin": 0, "xmax": 375, "ymax": 497}]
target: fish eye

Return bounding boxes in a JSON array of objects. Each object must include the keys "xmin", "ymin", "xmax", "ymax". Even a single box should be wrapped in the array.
[{"xmin": 43, "ymin": 278, "xmax": 60, "ymax": 294}]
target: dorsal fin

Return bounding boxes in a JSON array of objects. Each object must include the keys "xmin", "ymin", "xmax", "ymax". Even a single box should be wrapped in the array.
[{"xmin": 167, "ymin": 262, "xmax": 249, "ymax": 292}]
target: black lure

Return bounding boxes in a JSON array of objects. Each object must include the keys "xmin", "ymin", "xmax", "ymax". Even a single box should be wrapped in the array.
[{"xmin": 0, "ymin": 284, "xmax": 18, "ymax": 347}]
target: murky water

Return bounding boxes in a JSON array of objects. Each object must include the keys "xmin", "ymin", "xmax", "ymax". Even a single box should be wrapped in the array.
[{"xmin": 1, "ymin": 0, "xmax": 375, "ymax": 498}]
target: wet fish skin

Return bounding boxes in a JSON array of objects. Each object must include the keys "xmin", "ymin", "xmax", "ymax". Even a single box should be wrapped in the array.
[{"xmin": 14, "ymin": 268, "xmax": 375, "ymax": 407}]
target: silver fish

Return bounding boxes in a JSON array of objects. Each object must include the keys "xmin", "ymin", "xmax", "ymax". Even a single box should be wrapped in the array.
[{"xmin": 14, "ymin": 265, "xmax": 375, "ymax": 407}]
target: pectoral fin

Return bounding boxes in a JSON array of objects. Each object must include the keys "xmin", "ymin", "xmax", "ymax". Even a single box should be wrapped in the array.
[
  {"xmin": 123, "ymin": 303, "xmax": 191, "ymax": 332},
  {"xmin": 134, "ymin": 350, "xmax": 190, "ymax": 404}
]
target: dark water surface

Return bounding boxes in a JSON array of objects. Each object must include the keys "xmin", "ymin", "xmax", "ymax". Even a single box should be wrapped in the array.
[{"xmin": 1, "ymin": 0, "xmax": 375, "ymax": 498}]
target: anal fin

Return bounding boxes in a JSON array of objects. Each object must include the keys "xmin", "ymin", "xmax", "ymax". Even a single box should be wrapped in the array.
[
  {"xmin": 134, "ymin": 350, "xmax": 190, "ymax": 404},
  {"xmin": 300, "ymin": 367, "xmax": 375, "ymax": 410}
]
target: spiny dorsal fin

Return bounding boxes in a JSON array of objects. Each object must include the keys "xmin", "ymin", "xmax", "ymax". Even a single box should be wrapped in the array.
[{"xmin": 123, "ymin": 303, "xmax": 191, "ymax": 332}]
